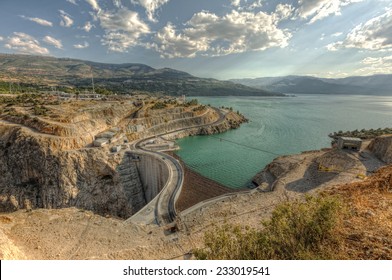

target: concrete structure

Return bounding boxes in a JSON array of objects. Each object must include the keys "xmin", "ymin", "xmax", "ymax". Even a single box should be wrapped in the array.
[
  {"xmin": 126, "ymin": 150, "xmax": 179, "ymax": 225},
  {"xmin": 95, "ymin": 130, "xmax": 124, "ymax": 145},
  {"xmin": 134, "ymin": 152, "xmax": 170, "ymax": 203},
  {"xmin": 93, "ymin": 138, "xmax": 108, "ymax": 147},
  {"xmin": 111, "ymin": 145, "xmax": 121, "ymax": 153},
  {"xmin": 338, "ymin": 137, "xmax": 362, "ymax": 150},
  {"xmin": 96, "ymin": 131, "xmax": 116, "ymax": 139}
]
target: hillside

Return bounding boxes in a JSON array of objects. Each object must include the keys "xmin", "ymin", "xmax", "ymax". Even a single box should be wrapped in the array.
[
  {"xmin": 231, "ymin": 75, "xmax": 392, "ymax": 95},
  {"xmin": 1, "ymin": 140, "xmax": 391, "ymax": 259},
  {"xmin": 0, "ymin": 54, "xmax": 281, "ymax": 97}
]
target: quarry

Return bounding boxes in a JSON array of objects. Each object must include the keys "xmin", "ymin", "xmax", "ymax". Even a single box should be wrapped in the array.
[{"xmin": 0, "ymin": 93, "xmax": 246, "ymax": 220}]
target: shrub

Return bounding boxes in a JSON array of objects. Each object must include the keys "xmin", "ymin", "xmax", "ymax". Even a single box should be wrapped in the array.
[
  {"xmin": 151, "ymin": 102, "xmax": 166, "ymax": 110},
  {"xmin": 194, "ymin": 195, "xmax": 344, "ymax": 260},
  {"xmin": 33, "ymin": 105, "xmax": 48, "ymax": 116}
]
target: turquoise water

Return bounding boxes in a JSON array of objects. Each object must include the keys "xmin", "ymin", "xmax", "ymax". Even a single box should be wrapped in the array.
[{"xmin": 175, "ymin": 95, "xmax": 392, "ymax": 188}]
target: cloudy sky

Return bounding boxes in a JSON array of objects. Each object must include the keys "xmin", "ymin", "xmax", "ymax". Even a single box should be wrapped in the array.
[{"xmin": 0, "ymin": 0, "xmax": 391, "ymax": 79}]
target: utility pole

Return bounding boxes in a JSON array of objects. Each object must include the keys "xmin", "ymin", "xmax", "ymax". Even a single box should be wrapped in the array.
[{"xmin": 91, "ymin": 68, "xmax": 95, "ymax": 94}]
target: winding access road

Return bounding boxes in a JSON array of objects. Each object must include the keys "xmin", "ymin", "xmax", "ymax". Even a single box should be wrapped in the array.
[{"xmin": 127, "ymin": 107, "xmax": 227, "ymax": 226}]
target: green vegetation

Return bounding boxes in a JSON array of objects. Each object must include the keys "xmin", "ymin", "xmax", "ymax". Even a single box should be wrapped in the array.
[
  {"xmin": 0, "ymin": 93, "xmax": 41, "ymax": 106},
  {"xmin": 329, "ymin": 128, "xmax": 392, "ymax": 140},
  {"xmin": 33, "ymin": 105, "xmax": 49, "ymax": 116},
  {"xmin": 185, "ymin": 99, "xmax": 198, "ymax": 107},
  {"xmin": 95, "ymin": 87, "xmax": 114, "ymax": 95},
  {"xmin": 151, "ymin": 101, "xmax": 167, "ymax": 110},
  {"xmin": 194, "ymin": 196, "xmax": 344, "ymax": 260},
  {"xmin": 193, "ymin": 105, "xmax": 206, "ymax": 112}
]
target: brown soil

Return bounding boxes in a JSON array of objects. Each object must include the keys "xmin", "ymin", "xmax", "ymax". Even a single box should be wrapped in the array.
[{"xmin": 326, "ymin": 165, "xmax": 392, "ymax": 259}]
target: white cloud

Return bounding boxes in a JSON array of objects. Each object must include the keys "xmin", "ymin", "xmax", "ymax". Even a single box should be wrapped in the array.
[
  {"xmin": 248, "ymin": 0, "xmax": 263, "ymax": 10},
  {"xmin": 43, "ymin": 36, "xmax": 63, "ymax": 49},
  {"xmin": 82, "ymin": 21, "xmax": 95, "ymax": 32},
  {"xmin": 152, "ymin": 9, "xmax": 291, "ymax": 58},
  {"xmin": 274, "ymin": 4, "xmax": 295, "ymax": 21},
  {"xmin": 357, "ymin": 55, "xmax": 392, "ymax": 75},
  {"xmin": 0, "ymin": 36, "xmax": 4, "ymax": 41},
  {"xmin": 234, "ymin": 0, "xmax": 263, "ymax": 11},
  {"xmin": 149, "ymin": 23, "xmax": 208, "ymax": 58},
  {"xmin": 20, "ymin": 15, "xmax": 53, "ymax": 27},
  {"xmin": 4, "ymin": 32, "xmax": 49, "ymax": 55},
  {"xmin": 66, "ymin": 0, "xmax": 78, "ymax": 5},
  {"xmin": 97, "ymin": 8, "xmax": 150, "ymax": 52},
  {"xmin": 332, "ymin": 32, "xmax": 343, "ymax": 37},
  {"xmin": 327, "ymin": 9, "xmax": 392, "ymax": 51},
  {"xmin": 298, "ymin": 0, "xmax": 363, "ymax": 24},
  {"xmin": 74, "ymin": 42, "xmax": 90, "ymax": 49},
  {"xmin": 230, "ymin": 0, "xmax": 241, "ymax": 7},
  {"xmin": 60, "ymin": 10, "xmax": 74, "ymax": 27},
  {"xmin": 131, "ymin": 0, "xmax": 170, "ymax": 22},
  {"xmin": 113, "ymin": 0, "xmax": 122, "ymax": 8},
  {"xmin": 86, "ymin": 0, "xmax": 101, "ymax": 11}
]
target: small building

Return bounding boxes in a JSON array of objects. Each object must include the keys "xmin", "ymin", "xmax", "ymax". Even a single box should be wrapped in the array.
[
  {"xmin": 93, "ymin": 138, "xmax": 109, "ymax": 147},
  {"xmin": 337, "ymin": 137, "xmax": 362, "ymax": 151},
  {"xmin": 111, "ymin": 145, "xmax": 121, "ymax": 153},
  {"xmin": 95, "ymin": 131, "xmax": 116, "ymax": 140}
]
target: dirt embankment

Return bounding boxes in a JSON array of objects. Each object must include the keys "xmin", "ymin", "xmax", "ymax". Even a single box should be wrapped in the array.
[
  {"xmin": 325, "ymin": 165, "xmax": 392, "ymax": 259},
  {"xmin": 368, "ymin": 134, "xmax": 392, "ymax": 164}
]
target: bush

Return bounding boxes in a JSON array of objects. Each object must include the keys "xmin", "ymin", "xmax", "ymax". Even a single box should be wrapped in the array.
[
  {"xmin": 194, "ymin": 195, "xmax": 344, "ymax": 260},
  {"xmin": 33, "ymin": 105, "xmax": 49, "ymax": 116},
  {"xmin": 151, "ymin": 102, "xmax": 166, "ymax": 110},
  {"xmin": 185, "ymin": 99, "xmax": 198, "ymax": 107}
]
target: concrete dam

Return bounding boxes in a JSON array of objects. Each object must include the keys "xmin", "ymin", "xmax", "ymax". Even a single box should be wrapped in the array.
[{"xmin": 118, "ymin": 150, "xmax": 172, "ymax": 217}]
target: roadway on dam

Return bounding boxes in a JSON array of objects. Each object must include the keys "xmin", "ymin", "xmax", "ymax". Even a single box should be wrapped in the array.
[{"xmin": 127, "ymin": 107, "xmax": 226, "ymax": 226}]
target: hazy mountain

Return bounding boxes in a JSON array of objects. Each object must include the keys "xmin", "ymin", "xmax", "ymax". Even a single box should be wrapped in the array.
[
  {"xmin": 231, "ymin": 75, "xmax": 392, "ymax": 95},
  {"xmin": 0, "ymin": 54, "xmax": 281, "ymax": 97}
]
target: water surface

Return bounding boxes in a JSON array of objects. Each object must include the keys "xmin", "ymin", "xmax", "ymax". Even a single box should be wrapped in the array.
[{"xmin": 176, "ymin": 95, "xmax": 392, "ymax": 188}]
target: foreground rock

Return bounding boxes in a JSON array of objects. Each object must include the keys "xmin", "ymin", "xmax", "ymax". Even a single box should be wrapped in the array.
[{"xmin": 368, "ymin": 134, "xmax": 392, "ymax": 164}]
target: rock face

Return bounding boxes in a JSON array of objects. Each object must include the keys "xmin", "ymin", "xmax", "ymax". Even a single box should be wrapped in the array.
[
  {"xmin": 252, "ymin": 148, "xmax": 364, "ymax": 192},
  {"xmin": 0, "ymin": 101, "xmax": 248, "ymax": 218},
  {"xmin": 0, "ymin": 126, "xmax": 144, "ymax": 218},
  {"xmin": 252, "ymin": 155, "xmax": 299, "ymax": 190},
  {"xmin": 368, "ymin": 135, "xmax": 392, "ymax": 164}
]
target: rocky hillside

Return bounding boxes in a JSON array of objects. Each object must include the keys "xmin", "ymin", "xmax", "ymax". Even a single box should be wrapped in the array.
[
  {"xmin": 0, "ymin": 53, "xmax": 281, "ymax": 97},
  {"xmin": 368, "ymin": 135, "xmax": 392, "ymax": 164},
  {"xmin": 231, "ymin": 74, "xmax": 392, "ymax": 95},
  {"xmin": 0, "ymin": 96, "xmax": 247, "ymax": 218}
]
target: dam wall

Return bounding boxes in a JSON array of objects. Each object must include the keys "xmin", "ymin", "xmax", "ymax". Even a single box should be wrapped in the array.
[{"xmin": 131, "ymin": 152, "xmax": 170, "ymax": 203}]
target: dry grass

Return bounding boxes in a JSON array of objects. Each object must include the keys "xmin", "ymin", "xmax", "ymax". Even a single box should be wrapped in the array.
[{"xmin": 194, "ymin": 165, "xmax": 392, "ymax": 260}]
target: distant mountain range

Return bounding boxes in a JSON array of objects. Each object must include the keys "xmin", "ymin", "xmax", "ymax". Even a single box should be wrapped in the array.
[
  {"xmin": 230, "ymin": 75, "xmax": 392, "ymax": 95},
  {"xmin": 0, "ymin": 54, "xmax": 280, "ymax": 97}
]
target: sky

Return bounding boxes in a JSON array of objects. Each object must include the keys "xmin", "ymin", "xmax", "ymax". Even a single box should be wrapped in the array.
[{"xmin": 0, "ymin": 0, "xmax": 391, "ymax": 79}]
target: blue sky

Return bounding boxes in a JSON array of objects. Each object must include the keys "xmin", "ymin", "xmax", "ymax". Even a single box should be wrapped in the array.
[{"xmin": 0, "ymin": 0, "xmax": 391, "ymax": 79}]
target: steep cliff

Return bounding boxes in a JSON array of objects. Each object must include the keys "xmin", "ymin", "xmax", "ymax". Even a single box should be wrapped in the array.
[{"xmin": 0, "ymin": 125, "xmax": 145, "ymax": 218}]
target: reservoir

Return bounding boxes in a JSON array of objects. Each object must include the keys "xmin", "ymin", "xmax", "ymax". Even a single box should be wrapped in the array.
[{"xmin": 175, "ymin": 94, "xmax": 392, "ymax": 188}]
